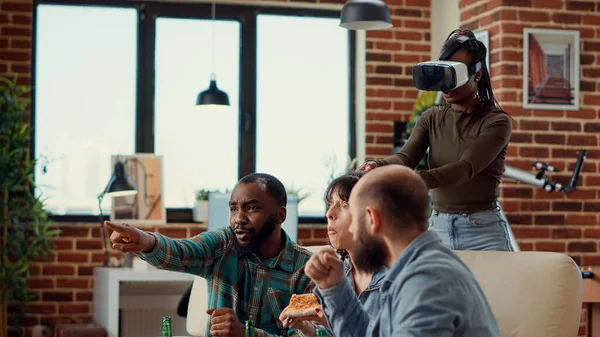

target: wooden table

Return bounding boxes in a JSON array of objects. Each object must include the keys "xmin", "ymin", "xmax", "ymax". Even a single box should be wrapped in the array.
[{"xmin": 583, "ymin": 270, "xmax": 600, "ymax": 337}]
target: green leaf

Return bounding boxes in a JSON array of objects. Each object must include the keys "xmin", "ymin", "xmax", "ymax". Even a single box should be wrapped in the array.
[
  {"xmin": 1, "ymin": 75, "xmax": 56, "ymax": 333},
  {"xmin": 45, "ymin": 229, "xmax": 61, "ymax": 237}
]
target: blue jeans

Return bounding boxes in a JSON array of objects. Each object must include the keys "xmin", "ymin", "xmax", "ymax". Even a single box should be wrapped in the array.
[{"xmin": 428, "ymin": 206, "xmax": 515, "ymax": 251}]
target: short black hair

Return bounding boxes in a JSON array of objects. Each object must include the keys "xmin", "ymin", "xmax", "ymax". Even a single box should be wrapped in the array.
[
  {"xmin": 324, "ymin": 171, "xmax": 366, "ymax": 260},
  {"xmin": 238, "ymin": 173, "xmax": 287, "ymax": 207}
]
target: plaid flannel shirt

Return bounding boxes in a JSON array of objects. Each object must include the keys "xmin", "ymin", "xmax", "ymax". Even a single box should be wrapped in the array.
[{"xmin": 139, "ymin": 226, "xmax": 314, "ymax": 337}]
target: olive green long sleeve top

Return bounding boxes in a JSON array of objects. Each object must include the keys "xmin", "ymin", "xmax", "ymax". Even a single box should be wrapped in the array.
[{"xmin": 378, "ymin": 105, "xmax": 512, "ymax": 214}]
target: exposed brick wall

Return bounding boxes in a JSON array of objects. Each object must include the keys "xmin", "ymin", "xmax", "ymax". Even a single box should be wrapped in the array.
[
  {"xmin": 459, "ymin": 1, "xmax": 600, "ymax": 336},
  {"xmin": 365, "ymin": 0, "xmax": 432, "ymax": 156},
  {"xmin": 580, "ymin": 303, "xmax": 588, "ymax": 337},
  {"xmin": 0, "ymin": 0, "xmax": 32, "ymax": 87}
]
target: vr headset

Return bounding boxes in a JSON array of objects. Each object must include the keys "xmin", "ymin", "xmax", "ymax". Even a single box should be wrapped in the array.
[{"xmin": 412, "ymin": 34, "xmax": 483, "ymax": 92}]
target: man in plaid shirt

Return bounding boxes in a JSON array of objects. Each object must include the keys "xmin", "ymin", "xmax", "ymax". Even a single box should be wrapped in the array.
[{"xmin": 106, "ymin": 173, "xmax": 314, "ymax": 337}]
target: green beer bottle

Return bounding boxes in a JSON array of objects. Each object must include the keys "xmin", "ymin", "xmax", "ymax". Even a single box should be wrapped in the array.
[
  {"xmin": 315, "ymin": 327, "xmax": 327, "ymax": 337},
  {"xmin": 162, "ymin": 316, "xmax": 172, "ymax": 337},
  {"xmin": 245, "ymin": 319, "xmax": 255, "ymax": 337}
]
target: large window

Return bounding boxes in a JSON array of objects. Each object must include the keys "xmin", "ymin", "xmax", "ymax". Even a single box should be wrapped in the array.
[
  {"xmin": 33, "ymin": 2, "xmax": 355, "ymax": 220},
  {"xmin": 154, "ymin": 18, "xmax": 240, "ymax": 208},
  {"xmin": 256, "ymin": 15, "xmax": 350, "ymax": 216},
  {"xmin": 34, "ymin": 4, "xmax": 137, "ymax": 215}
]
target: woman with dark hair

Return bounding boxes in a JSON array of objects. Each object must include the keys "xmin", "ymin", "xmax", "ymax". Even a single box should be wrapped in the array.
[
  {"xmin": 359, "ymin": 29, "xmax": 516, "ymax": 252},
  {"xmin": 279, "ymin": 171, "xmax": 387, "ymax": 337}
]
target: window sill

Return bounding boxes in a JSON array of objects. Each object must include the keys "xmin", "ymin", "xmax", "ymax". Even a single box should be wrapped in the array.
[{"xmin": 48, "ymin": 209, "xmax": 326, "ymax": 225}]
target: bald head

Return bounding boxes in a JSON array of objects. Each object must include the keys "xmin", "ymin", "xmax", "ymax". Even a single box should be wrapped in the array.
[{"xmin": 352, "ymin": 165, "xmax": 430, "ymax": 231}]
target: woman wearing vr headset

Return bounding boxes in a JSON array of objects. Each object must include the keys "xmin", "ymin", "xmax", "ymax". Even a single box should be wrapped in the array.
[{"xmin": 358, "ymin": 29, "xmax": 516, "ymax": 252}]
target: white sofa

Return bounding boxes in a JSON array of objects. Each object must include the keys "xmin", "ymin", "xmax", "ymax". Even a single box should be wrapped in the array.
[
  {"xmin": 454, "ymin": 250, "xmax": 582, "ymax": 337},
  {"xmin": 186, "ymin": 247, "xmax": 583, "ymax": 337}
]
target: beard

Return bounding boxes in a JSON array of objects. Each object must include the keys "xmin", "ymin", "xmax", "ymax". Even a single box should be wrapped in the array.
[
  {"xmin": 351, "ymin": 218, "xmax": 389, "ymax": 274},
  {"xmin": 234, "ymin": 216, "xmax": 278, "ymax": 256}
]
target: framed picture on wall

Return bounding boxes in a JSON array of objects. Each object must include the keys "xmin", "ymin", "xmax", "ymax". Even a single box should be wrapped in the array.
[
  {"xmin": 523, "ymin": 28, "xmax": 580, "ymax": 111},
  {"xmin": 110, "ymin": 153, "xmax": 166, "ymax": 225},
  {"xmin": 474, "ymin": 30, "xmax": 490, "ymax": 75}
]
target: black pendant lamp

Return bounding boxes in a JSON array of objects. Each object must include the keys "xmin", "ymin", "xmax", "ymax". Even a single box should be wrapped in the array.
[
  {"xmin": 196, "ymin": 1, "xmax": 230, "ymax": 109},
  {"xmin": 196, "ymin": 74, "xmax": 230, "ymax": 107},
  {"xmin": 339, "ymin": 0, "xmax": 393, "ymax": 31}
]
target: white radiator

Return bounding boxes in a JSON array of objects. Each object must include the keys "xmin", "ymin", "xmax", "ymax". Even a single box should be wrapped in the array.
[
  {"xmin": 119, "ymin": 282, "xmax": 192, "ymax": 337},
  {"xmin": 121, "ymin": 306, "xmax": 189, "ymax": 337}
]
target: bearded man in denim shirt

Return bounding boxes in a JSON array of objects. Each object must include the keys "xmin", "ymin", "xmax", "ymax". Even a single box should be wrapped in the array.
[{"xmin": 305, "ymin": 165, "xmax": 501, "ymax": 337}]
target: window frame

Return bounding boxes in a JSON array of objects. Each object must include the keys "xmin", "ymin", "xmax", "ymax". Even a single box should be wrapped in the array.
[{"xmin": 32, "ymin": 0, "xmax": 356, "ymax": 224}]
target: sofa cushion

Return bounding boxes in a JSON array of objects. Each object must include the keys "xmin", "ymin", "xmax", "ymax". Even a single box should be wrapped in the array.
[{"xmin": 455, "ymin": 250, "xmax": 582, "ymax": 337}]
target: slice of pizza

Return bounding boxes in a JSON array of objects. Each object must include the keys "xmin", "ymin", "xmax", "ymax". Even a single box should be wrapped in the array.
[{"xmin": 282, "ymin": 294, "xmax": 322, "ymax": 318}]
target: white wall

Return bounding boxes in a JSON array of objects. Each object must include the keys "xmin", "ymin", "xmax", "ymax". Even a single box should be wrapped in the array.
[
  {"xmin": 430, "ymin": 0, "xmax": 460, "ymax": 60},
  {"xmin": 355, "ymin": 31, "xmax": 366, "ymax": 165}
]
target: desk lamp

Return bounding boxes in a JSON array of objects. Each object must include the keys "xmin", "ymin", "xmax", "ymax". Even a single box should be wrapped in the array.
[{"xmin": 98, "ymin": 161, "xmax": 137, "ymax": 267}]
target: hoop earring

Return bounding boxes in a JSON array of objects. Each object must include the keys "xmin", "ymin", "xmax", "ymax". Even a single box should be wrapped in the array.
[{"xmin": 474, "ymin": 88, "xmax": 478, "ymax": 99}]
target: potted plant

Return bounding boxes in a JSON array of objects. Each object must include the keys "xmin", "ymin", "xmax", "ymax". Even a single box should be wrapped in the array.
[
  {"xmin": 285, "ymin": 185, "xmax": 310, "ymax": 206},
  {"xmin": 322, "ymin": 155, "xmax": 358, "ymax": 212},
  {"xmin": 402, "ymin": 90, "xmax": 447, "ymax": 171},
  {"xmin": 0, "ymin": 76, "xmax": 60, "ymax": 337},
  {"xmin": 193, "ymin": 189, "xmax": 210, "ymax": 223}
]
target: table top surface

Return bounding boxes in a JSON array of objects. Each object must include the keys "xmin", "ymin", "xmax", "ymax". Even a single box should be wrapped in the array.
[
  {"xmin": 583, "ymin": 273, "xmax": 600, "ymax": 303},
  {"xmin": 94, "ymin": 267, "xmax": 196, "ymax": 282}
]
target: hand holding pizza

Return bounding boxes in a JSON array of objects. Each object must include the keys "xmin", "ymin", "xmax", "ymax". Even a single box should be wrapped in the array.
[
  {"xmin": 304, "ymin": 247, "xmax": 344, "ymax": 290},
  {"xmin": 279, "ymin": 313, "xmax": 318, "ymax": 337},
  {"xmin": 279, "ymin": 294, "xmax": 327, "ymax": 337}
]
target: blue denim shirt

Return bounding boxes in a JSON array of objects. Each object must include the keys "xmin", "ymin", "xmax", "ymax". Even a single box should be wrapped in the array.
[
  {"xmin": 314, "ymin": 259, "xmax": 387, "ymax": 337},
  {"xmin": 317, "ymin": 230, "xmax": 501, "ymax": 337}
]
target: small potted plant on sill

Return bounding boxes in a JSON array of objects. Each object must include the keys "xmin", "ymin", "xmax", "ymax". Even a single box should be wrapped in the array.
[
  {"xmin": 403, "ymin": 90, "xmax": 446, "ymax": 171},
  {"xmin": 285, "ymin": 184, "xmax": 310, "ymax": 207},
  {"xmin": 193, "ymin": 189, "xmax": 210, "ymax": 223}
]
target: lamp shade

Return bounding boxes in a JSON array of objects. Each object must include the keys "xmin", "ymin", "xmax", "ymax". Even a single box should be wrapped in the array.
[
  {"xmin": 104, "ymin": 161, "xmax": 137, "ymax": 197},
  {"xmin": 196, "ymin": 79, "xmax": 230, "ymax": 108},
  {"xmin": 340, "ymin": 0, "xmax": 392, "ymax": 30}
]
